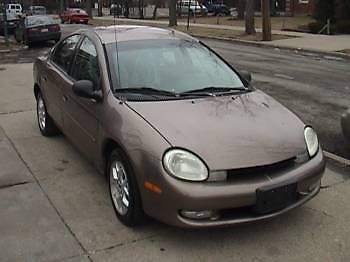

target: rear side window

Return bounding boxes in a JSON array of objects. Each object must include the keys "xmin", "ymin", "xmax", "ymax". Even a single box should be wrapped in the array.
[
  {"xmin": 52, "ymin": 35, "xmax": 81, "ymax": 73},
  {"xmin": 71, "ymin": 37, "xmax": 100, "ymax": 90},
  {"xmin": 26, "ymin": 16, "xmax": 54, "ymax": 26}
]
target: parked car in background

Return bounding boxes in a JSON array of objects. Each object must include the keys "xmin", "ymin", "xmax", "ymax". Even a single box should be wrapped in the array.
[
  {"xmin": 202, "ymin": 0, "xmax": 230, "ymax": 16},
  {"xmin": 15, "ymin": 15, "xmax": 61, "ymax": 45},
  {"xmin": 341, "ymin": 108, "xmax": 350, "ymax": 141},
  {"xmin": 33, "ymin": 26, "xmax": 325, "ymax": 228},
  {"xmin": 6, "ymin": 3, "xmax": 23, "ymax": 18},
  {"xmin": 177, "ymin": 0, "xmax": 208, "ymax": 16},
  {"xmin": 28, "ymin": 6, "xmax": 47, "ymax": 16},
  {"xmin": 60, "ymin": 8, "xmax": 89, "ymax": 24},
  {"xmin": 0, "ymin": 12, "xmax": 19, "ymax": 35}
]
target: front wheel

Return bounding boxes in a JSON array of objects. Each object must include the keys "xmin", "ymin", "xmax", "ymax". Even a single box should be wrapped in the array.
[
  {"xmin": 36, "ymin": 92, "xmax": 59, "ymax": 136},
  {"xmin": 108, "ymin": 149, "xmax": 144, "ymax": 226}
]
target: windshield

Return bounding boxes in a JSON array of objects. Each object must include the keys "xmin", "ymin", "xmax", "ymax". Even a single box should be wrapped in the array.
[
  {"xmin": 26, "ymin": 15, "xmax": 54, "ymax": 26},
  {"xmin": 107, "ymin": 39, "xmax": 244, "ymax": 96}
]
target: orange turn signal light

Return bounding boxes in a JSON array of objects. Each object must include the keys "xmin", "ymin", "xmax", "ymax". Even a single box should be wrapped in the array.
[{"xmin": 144, "ymin": 181, "xmax": 162, "ymax": 194}]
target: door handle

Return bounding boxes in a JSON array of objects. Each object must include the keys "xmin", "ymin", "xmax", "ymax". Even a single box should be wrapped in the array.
[{"xmin": 62, "ymin": 95, "xmax": 68, "ymax": 102}]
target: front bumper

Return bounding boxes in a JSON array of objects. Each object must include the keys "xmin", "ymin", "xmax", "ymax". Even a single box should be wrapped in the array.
[
  {"xmin": 140, "ymin": 149, "xmax": 326, "ymax": 228},
  {"xmin": 71, "ymin": 18, "xmax": 89, "ymax": 24}
]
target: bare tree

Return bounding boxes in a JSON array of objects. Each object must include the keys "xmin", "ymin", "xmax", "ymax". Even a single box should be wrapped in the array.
[
  {"xmin": 245, "ymin": 0, "xmax": 256, "ymax": 34},
  {"xmin": 153, "ymin": 0, "xmax": 162, "ymax": 19},
  {"xmin": 169, "ymin": 0, "xmax": 177, "ymax": 26},
  {"xmin": 237, "ymin": 0, "xmax": 245, "ymax": 20}
]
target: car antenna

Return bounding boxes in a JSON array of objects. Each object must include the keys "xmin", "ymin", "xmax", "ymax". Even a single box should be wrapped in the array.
[{"xmin": 112, "ymin": 0, "xmax": 121, "ymax": 91}]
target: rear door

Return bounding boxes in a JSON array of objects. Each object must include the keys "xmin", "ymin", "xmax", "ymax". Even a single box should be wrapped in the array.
[
  {"xmin": 44, "ymin": 34, "xmax": 81, "ymax": 128},
  {"xmin": 62, "ymin": 36, "xmax": 103, "ymax": 161}
]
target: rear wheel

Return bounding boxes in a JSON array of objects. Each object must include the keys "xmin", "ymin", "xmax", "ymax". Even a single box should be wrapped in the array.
[
  {"xmin": 108, "ymin": 149, "xmax": 144, "ymax": 226},
  {"xmin": 36, "ymin": 92, "xmax": 59, "ymax": 136}
]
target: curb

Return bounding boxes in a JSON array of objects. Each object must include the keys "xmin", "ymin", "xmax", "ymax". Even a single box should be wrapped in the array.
[{"xmin": 191, "ymin": 34, "xmax": 350, "ymax": 60}]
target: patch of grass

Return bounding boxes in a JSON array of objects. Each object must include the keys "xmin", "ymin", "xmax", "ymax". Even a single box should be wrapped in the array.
[
  {"xmin": 90, "ymin": 19, "xmax": 291, "ymax": 41},
  {"xmin": 158, "ymin": 15, "xmax": 316, "ymax": 31}
]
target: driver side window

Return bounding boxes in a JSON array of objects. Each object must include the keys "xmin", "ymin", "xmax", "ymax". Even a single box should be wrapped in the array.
[
  {"xmin": 71, "ymin": 37, "xmax": 100, "ymax": 90},
  {"xmin": 52, "ymin": 34, "xmax": 80, "ymax": 73}
]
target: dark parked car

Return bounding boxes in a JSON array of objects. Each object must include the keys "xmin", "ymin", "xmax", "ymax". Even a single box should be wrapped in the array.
[
  {"xmin": 33, "ymin": 26, "xmax": 325, "ymax": 228},
  {"xmin": 28, "ymin": 5, "xmax": 47, "ymax": 15},
  {"xmin": 60, "ymin": 8, "xmax": 89, "ymax": 24},
  {"xmin": 0, "ymin": 12, "xmax": 19, "ymax": 35},
  {"xmin": 341, "ymin": 108, "xmax": 350, "ymax": 141},
  {"xmin": 203, "ymin": 0, "xmax": 230, "ymax": 16},
  {"xmin": 15, "ymin": 15, "xmax": 61, "ymax": 45}
]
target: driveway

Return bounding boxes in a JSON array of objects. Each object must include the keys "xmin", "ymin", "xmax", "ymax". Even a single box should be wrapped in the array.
[{"xmin": 0, "ymin": 37, "xmax": 349, "ymax": 261}]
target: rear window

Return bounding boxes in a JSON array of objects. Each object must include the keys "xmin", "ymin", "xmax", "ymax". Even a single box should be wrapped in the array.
[
  {"xmin": 26, "ymin": 16, "xmax": 54, "ymax": 27},
  {"xmin": 71, "ymin": 9, "xmax": 87, "ymax": 15}
]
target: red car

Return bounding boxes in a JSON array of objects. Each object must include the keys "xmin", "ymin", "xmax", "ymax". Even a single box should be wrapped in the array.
[{"xmin": 60, "ymin": 8, "xmax": 89, "ymax": 24}]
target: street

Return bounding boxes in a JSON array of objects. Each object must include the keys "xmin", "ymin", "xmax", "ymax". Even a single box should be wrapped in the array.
[{"xmin": 0, "ymin": 24, "xmax": 349, "ymax": 262}]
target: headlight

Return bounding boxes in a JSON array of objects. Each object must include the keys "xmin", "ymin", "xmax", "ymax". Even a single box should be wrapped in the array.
[
  {"xmin": 304, "ymin": 127, "xmax": 319, "ymax": 157},
  {"xmin": 163, "ymin": 149, "xmax": 208, "ymax": 181}
]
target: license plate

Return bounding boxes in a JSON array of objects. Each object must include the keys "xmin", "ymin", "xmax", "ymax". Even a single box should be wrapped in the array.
[
  {"xmin": 80, "ymin": 20, "xmax": 84, "ymax": 22},
  {"xmin": 254, "ymin": 183, "xmax": 297, "ymax": 214},
  {"xmin": 41, "ymin": 28, "xmax": 48, "ymax": 32}
]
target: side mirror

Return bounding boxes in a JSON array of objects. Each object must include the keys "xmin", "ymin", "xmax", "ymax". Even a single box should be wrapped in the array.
[
  {"xmin": 239, "ymin": 70, "xmax": 252, "ymax": 83},
  {"xmin": 72, "ymin": 80, "xmax": 102, "ymax": 101}
]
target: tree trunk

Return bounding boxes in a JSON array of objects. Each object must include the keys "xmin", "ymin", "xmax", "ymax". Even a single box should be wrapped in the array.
[
  {"xmin": 139, "ymin": 0, "xmax": 144, "ymax": 19},
  {"xmin": 169, "ymin": 0, "xmax": 177, "ymax": 26},
  {"xmin": 86, "ymin": 0, "xmax": 92, "ymax": 18},
  {"xmin": 238, "ymin": 0, "xmax": 245, "ymax": 19},
  {"xmin": 262, "ymin": 0, "xmax": 272, "ymax": 41},
  {"xmin": 98, "ymin": 0, "xmax": 103, "ymax": 17},
  {"xmin": 153, "ymin": 0, "xmax": 161, "ymax": 19},
  {"xmin": 245, "ymin": 0, "xmax": 256, "ymax": 34},
  {"xmin": 124, "ymin": 0, "xmax": 129, "ymax": 18}
]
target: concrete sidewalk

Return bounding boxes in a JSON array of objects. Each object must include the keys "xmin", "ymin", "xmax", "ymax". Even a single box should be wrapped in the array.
[{"xmin": 94, "ymin": 17, "xmax": 350, "ymax": 54}]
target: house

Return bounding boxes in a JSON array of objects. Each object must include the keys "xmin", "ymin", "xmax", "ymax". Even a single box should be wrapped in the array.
[{"xmin": 253, "ymin": 0, "xmax": 315, "ymax": 16}]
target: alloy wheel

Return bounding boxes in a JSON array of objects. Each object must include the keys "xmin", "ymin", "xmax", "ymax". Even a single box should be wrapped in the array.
[
  {"xmin": 110, "ymin": 160, "xmax": 130, "ymax": 215},
  {"xmin": 37, "ymin": 96, "xmax": 46, "ymax": 131}
]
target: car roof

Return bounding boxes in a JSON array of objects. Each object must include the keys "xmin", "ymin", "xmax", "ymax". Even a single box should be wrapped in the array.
[{"xmin": 84, "ymin": 25, "xmax": 198, "ymax": 44}]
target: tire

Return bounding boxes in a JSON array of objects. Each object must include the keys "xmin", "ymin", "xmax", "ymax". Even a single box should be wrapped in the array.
[
  {"xmin": 108, "ymin": 149, "xmax": 144, "ymax": 227},
  {"xmin": 36, "ymin": 92, "xmax": 59, "ymax": 136}
]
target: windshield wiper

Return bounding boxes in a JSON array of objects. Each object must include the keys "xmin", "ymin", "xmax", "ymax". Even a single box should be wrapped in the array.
[
  {"xmin": 180, "ymin": 86, "xmax": 249, "ymax": 96},
  {"xmin": 115, "ymin": 87, "xmax": 177, "ymax": 97}
]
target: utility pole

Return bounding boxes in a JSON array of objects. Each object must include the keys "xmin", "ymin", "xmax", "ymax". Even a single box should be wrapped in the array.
[{"xmin": 261, "ymin": 0, "xmax": 272, "ymax": 41}]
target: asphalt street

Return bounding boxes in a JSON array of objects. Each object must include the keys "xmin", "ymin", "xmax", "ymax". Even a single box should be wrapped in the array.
[{"xmin": 0, "ymin": 24, "xmax": 349, "ymax": 262}]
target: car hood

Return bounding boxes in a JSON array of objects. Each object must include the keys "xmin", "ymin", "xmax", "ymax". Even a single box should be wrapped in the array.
[{"xmin": 126, "ymin": 90, "xmax": 307, "ymax": 170}]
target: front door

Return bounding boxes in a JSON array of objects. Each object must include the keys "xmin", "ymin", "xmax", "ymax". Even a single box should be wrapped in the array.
[
  {"xmin": 62, "ymin": 36, "xmax": 102, "ymax": 162},
  {"xmin": 47, "ymin": 34, "xmax": 81, "ymax": 128}
]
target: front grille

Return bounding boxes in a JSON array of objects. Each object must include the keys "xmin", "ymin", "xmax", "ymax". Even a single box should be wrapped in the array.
[{"xmin": 226, "ymin": 157, "xmax": 297, "ymax": 181}]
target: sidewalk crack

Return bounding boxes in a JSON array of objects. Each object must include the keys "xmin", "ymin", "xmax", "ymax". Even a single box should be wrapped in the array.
[
  {"xmin": 0, "ymin": 126, "xmax": 92, "ymax": 262},
  {"xmin": 0, "ymin": 181, "xmax": 33, "ymax": 190}
]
